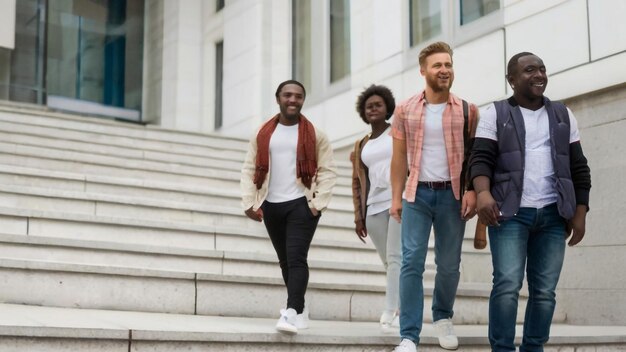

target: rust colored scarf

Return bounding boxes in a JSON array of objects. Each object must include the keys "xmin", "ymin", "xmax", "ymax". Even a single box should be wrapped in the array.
[{"xmin": 254, "ymin": 114, "xmax": 317, "ymax": 189}]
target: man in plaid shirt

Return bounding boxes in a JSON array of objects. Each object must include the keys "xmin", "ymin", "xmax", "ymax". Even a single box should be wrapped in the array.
[{"xmin": 390, "ymin": 41, "xmax": 479, "ymax": 352}]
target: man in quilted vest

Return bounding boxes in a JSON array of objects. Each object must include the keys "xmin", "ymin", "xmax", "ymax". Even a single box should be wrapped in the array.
[{"xmin": 469, "ymin": 52, "xmax": 591, "ymax": 351}]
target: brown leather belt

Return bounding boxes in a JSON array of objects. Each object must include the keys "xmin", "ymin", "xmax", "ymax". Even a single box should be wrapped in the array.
[{"xmin": 418, "ymin": 181, "xmax": 452, "ymax": 190}]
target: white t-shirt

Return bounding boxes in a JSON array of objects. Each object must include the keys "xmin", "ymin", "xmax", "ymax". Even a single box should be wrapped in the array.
[
  {"xmin": 361, "ymin": 127, "xmax": 392, "ymax": 215},
  {"xmin": 475, "ymin": 103, "xmax": 580, "ymax": 209},
  {"xmin": 419, "ymin": 102, "xmax": 450, "ymax": 181},
  {"xmin": 265, "ymin": 123, "xmax": 306, "ymax": 203}
]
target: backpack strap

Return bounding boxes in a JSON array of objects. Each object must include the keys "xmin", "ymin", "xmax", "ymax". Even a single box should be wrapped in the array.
[{"xmin": 460, "ymin": 100, "xmax": 472, "ymax": 195}]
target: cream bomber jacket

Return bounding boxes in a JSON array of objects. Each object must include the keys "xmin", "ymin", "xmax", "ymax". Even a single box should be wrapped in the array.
[{"xmin": 240, "ymin": 124, "xmax": 337, "ymax": 212}]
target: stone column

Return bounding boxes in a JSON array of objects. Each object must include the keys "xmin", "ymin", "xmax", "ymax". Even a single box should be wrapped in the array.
[{"xmin": 159, "ymin": 0, "xmax": 203, "ymax": 131}]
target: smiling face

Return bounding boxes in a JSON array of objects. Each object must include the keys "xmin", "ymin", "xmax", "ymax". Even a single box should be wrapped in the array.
[
  {"xmin": 363, "ymin": 95, "xmax": 388, "ymax": 124},
  {"xmin": 421, "ymin": 52, "xmax": 454, "ymax": 93},
  {"xmin": 508, "ymin": 54, "xmax": 548, "ymax": 105},
  {"xmin": 276, "ymin": 83, "xmax": 305, "ymax": 123}
]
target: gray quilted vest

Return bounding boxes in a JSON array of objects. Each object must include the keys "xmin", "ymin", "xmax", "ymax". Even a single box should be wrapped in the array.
[{"xmin": 492, "ymin": 97, "xmax": 576, "ymax": 220}]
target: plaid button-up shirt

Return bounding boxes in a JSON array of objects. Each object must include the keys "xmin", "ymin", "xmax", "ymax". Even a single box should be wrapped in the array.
[{"xmin": 391, "ymin": 91, "xmax": 477, "ymax": 202}]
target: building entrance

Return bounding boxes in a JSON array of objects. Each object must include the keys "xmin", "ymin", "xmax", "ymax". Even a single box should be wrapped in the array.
[{"xmin": 0, "ymin": 0, "xmax": 145, "ymax": 121}]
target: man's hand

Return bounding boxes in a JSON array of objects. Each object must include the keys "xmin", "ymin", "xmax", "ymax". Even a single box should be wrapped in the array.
[
  {"xmin": 390, "ymin": 199, "xmax": 403, "ymax": 223},
  {"xmin": 244, "ymin": 207, "xmax": 263, "ymax": 222},
  {"xmin": 566, "ymin": 205, "xmax": 587, "ymax": 246},
  {"xmin": 461, "ymin": 190, "xmax": 477, "ymax": 220},
  {"xmin": 354, "ymin": 219, "xmax": 367, "ymax": 243},
  {"xmin": 310, "ymin": 207, "xmax": 320, "ymax": 217},
  {"xmin": 476, "ymin": 190, "xmax": 500, "ymax": 226}
]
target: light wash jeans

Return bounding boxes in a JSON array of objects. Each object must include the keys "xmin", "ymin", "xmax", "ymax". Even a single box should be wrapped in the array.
[
  {"xmin": 488, "ymin": 203, "xmax": 566, "ymax": 352},
  {"xmin": 366, "ymin": 209, "xmax": 401, "ymax": 313},
  {"xmin": 399, "ymin": 184, "xmax": 465, "ymax": 344}
]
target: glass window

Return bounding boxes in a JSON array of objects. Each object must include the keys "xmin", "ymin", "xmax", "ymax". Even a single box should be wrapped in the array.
[
  {"xmin": 0, "ymin": 47, "xmax": 11, "ymax": 101},
  {"xmin": 460, "ymin": 0, "xmax": 500, "ymax": 25},
  {"xmin": 216, "ymin": 0, "xmax": 224, "ymax": 12},
  {"xmin": 2, "ymin": 0, "xmax": 145, "ymax": 119},
  {"xmin": 410, "ymin": 0, "xmax": 442, "ymax": 46},
  {"xmin": 46, "ymin": 0, "xmax": 145, "ymax": 111},
  {"xmin": 292, "ymin": 0, "xmax": 311, "ymax": 90},
  {"xmin": 2, "ymin": 0, "xmax": 46, "ymax": 104},
  {"xmin": 329, "ymin": 0, "xmax": 350, "ymax": 83},
  {"xmin": 214, "ymin": 41, "xmax": 223, "ymax": 129}
]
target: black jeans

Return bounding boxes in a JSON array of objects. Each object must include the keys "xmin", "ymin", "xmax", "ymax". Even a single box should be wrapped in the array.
[{"xmin": 261, "ymin": 196, "xmax": 320, "ymax": 314}]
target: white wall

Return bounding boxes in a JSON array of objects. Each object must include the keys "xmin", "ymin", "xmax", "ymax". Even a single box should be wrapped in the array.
[
  {"xmin": 160, "ymin": 0, "xmax": 204, "ymax": 131},
  {"xmin": 0, "ymin": 0, "xmax": 16, "ymax": 49},
  {"xmin": 219, "ymin": 0, "xmax": 265, "ymax": 138}
]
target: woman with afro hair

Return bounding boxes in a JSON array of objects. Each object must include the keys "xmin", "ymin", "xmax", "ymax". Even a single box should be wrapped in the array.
[{"xmin": 350, "ymin": 84, "xmax": 401, "ymax": 329}]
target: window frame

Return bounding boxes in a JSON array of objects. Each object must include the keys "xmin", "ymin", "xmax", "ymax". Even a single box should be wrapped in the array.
[
  {"xmin": 214, "ymin": 40, "xmax": 223, "ymax": 130},
  {"xmin": 328, "ymin": 0, "xmax": 351, "ymax": 84},
  {"xmin": 453, "ymin": 0, "xmax": 503, "ymax": 45},
  {"xmin": 403, "ymin": 0, "xmax": 503, "ymax": 72},
  {"xmin": 408, "ymin": 0, "xmax": 446, "ymax": 48},
  {"xmin": 291, "ymin": 0, "xmax": 312, "ymax": 92}
]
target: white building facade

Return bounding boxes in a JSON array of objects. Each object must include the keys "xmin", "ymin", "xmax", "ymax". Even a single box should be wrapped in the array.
[{"xmin": 1, "ymin": 0, "xmax": 625, "ymax": 325}]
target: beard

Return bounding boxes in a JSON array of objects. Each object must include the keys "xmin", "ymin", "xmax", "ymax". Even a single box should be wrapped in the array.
[
  {"xmin": 426, "ymin": 75, "xmax": 453, "ymax": 92},
  {"xmin": 280, "ymin": 106, "xmax": 301, "ymax": 121}
]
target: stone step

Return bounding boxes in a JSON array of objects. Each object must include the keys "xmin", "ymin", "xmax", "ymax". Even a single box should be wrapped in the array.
[
  {"xmin": 0, "ymin": 258, "xmax": 549, "ymax": 324},
  {"xmin": 0, "ymin": 106, "xmax": 250, "ymax": 153},
  {"xmin": 0, "ymin": 143, "xmax": 240, "ymax": 190},
  {"xmin": 0, "ymin": 124, "xmax": 246, "ymax": 171},
  {"xmin": 0, "ymin": 209, "xmax": 382, "ymax": 266},
  {"xmin": 0, "ymin": 163, "xmax": 366, "ymax": 214},
  {"xmin": 0, "ymin": 163, "xmax": 485, "ymax": 253},
  {"xmin": 3, "ymin": 304, "xmax": 624, "ymax": 352},
  {"xmin": 0, "ymin": 233, "xmax": 388, "ymax": 287},
  {"xmin": 0, "ymin": 142, "xmax": 354, "ymax": 197},
  {"xmin": 0, "ymin": 195, "xmax": 487, "ymax": 281},
  {"xmin": 0, "ymin": 117, "xmax": 354, "ymax": 185},
  {"xmin": 0, "ymin": 164, "xmax": 491, "ymax": 283},
  {"xmin": 0, "ymin": 164, "xmax": 244, "ymax": 208},
  {"xmin": 0, "ymin": 186, "xmax": 362, "ymax": 249},
  {"xmin": 0, "ymin": 163, "xmax": 476, "ymax": 237},
  {"xmin": 0, "ymin": 106, "xmax": 361, "ymax": 172},
  {"xmin": 0, "ymin": 171, "xmax": 490, "ymax": 278},
  {"xmin": 0, "ymin": 180, "xmax": 356, "ymax": 228},
  {"xmin": 0, "ymin": 163, "xmax": 354, "ymax": 215},
  {"xmin": 0, "ymin": 139, "xmax": 242, "ymax": 181},
  {"xmin": 0, "ymin": 115, "xmax": 354, "ymax": 175}
]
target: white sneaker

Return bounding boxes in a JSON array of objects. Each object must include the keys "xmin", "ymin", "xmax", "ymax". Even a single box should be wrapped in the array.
[
  {"xmin": 276, "ymin": 308, "xmax": 298, "ymax": 334},
  {"xmin": 433, "ymin": 318, "xmax": 459, "ymax": 350},
  {"xmin": 393, "ymin": 338, "xmax": 417, "ymax": 352},
  {"xmin": 379, "ymin": 310, "xmax": 396, "ymax": 328},
  {"xmin": 294, "ymin": 307, "xmax": 309, "ymax": 329}
]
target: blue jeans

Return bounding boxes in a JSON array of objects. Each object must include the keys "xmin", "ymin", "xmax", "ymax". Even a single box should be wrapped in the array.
[
  {"xmin": 488, "ymin": 203, "xmax": 566, "ymax": 352},
  {"xmin": 399, "ymin": 185, "xmax": 465, "ymax": 344}
]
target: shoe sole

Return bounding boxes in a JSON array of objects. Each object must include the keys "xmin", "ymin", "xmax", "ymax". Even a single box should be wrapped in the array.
[
  {"xmin": 276, "ymin": 324, "xmax": 298, "ymax": 335},
  {"xmin": 438, "ymin": 342, "xmax": 459, "ymax": 350}
]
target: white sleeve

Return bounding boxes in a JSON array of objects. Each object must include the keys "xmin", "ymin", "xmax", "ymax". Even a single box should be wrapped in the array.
[
  {"xmin": 475, "ymin": 103, "xmax": 498, "ymax": 141},
  {"xmin": 567, "ymin": 107, "xmax": 580, "ymax": 143}
]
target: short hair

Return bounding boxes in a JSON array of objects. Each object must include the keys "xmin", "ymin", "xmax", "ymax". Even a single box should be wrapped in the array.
[
  {"xmin": 355, "ymin": 84, "xmax": 396, "ymax": 124},
  {"xmin": 418, "ymin": 41, "xmax": 453, "ymax": 67},
  {"xmin": 507, "ymin": 52, "xmax": 536, "ymax": 77},
  {"xmin": 275, "ymin": 80, "xmax": 306, "ymax": 98}
]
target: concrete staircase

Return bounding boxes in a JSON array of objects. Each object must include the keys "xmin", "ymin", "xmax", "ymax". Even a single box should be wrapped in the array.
[{"xmin": 0, "ymin": 103, "xmax": 624, "ymax": 351}]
